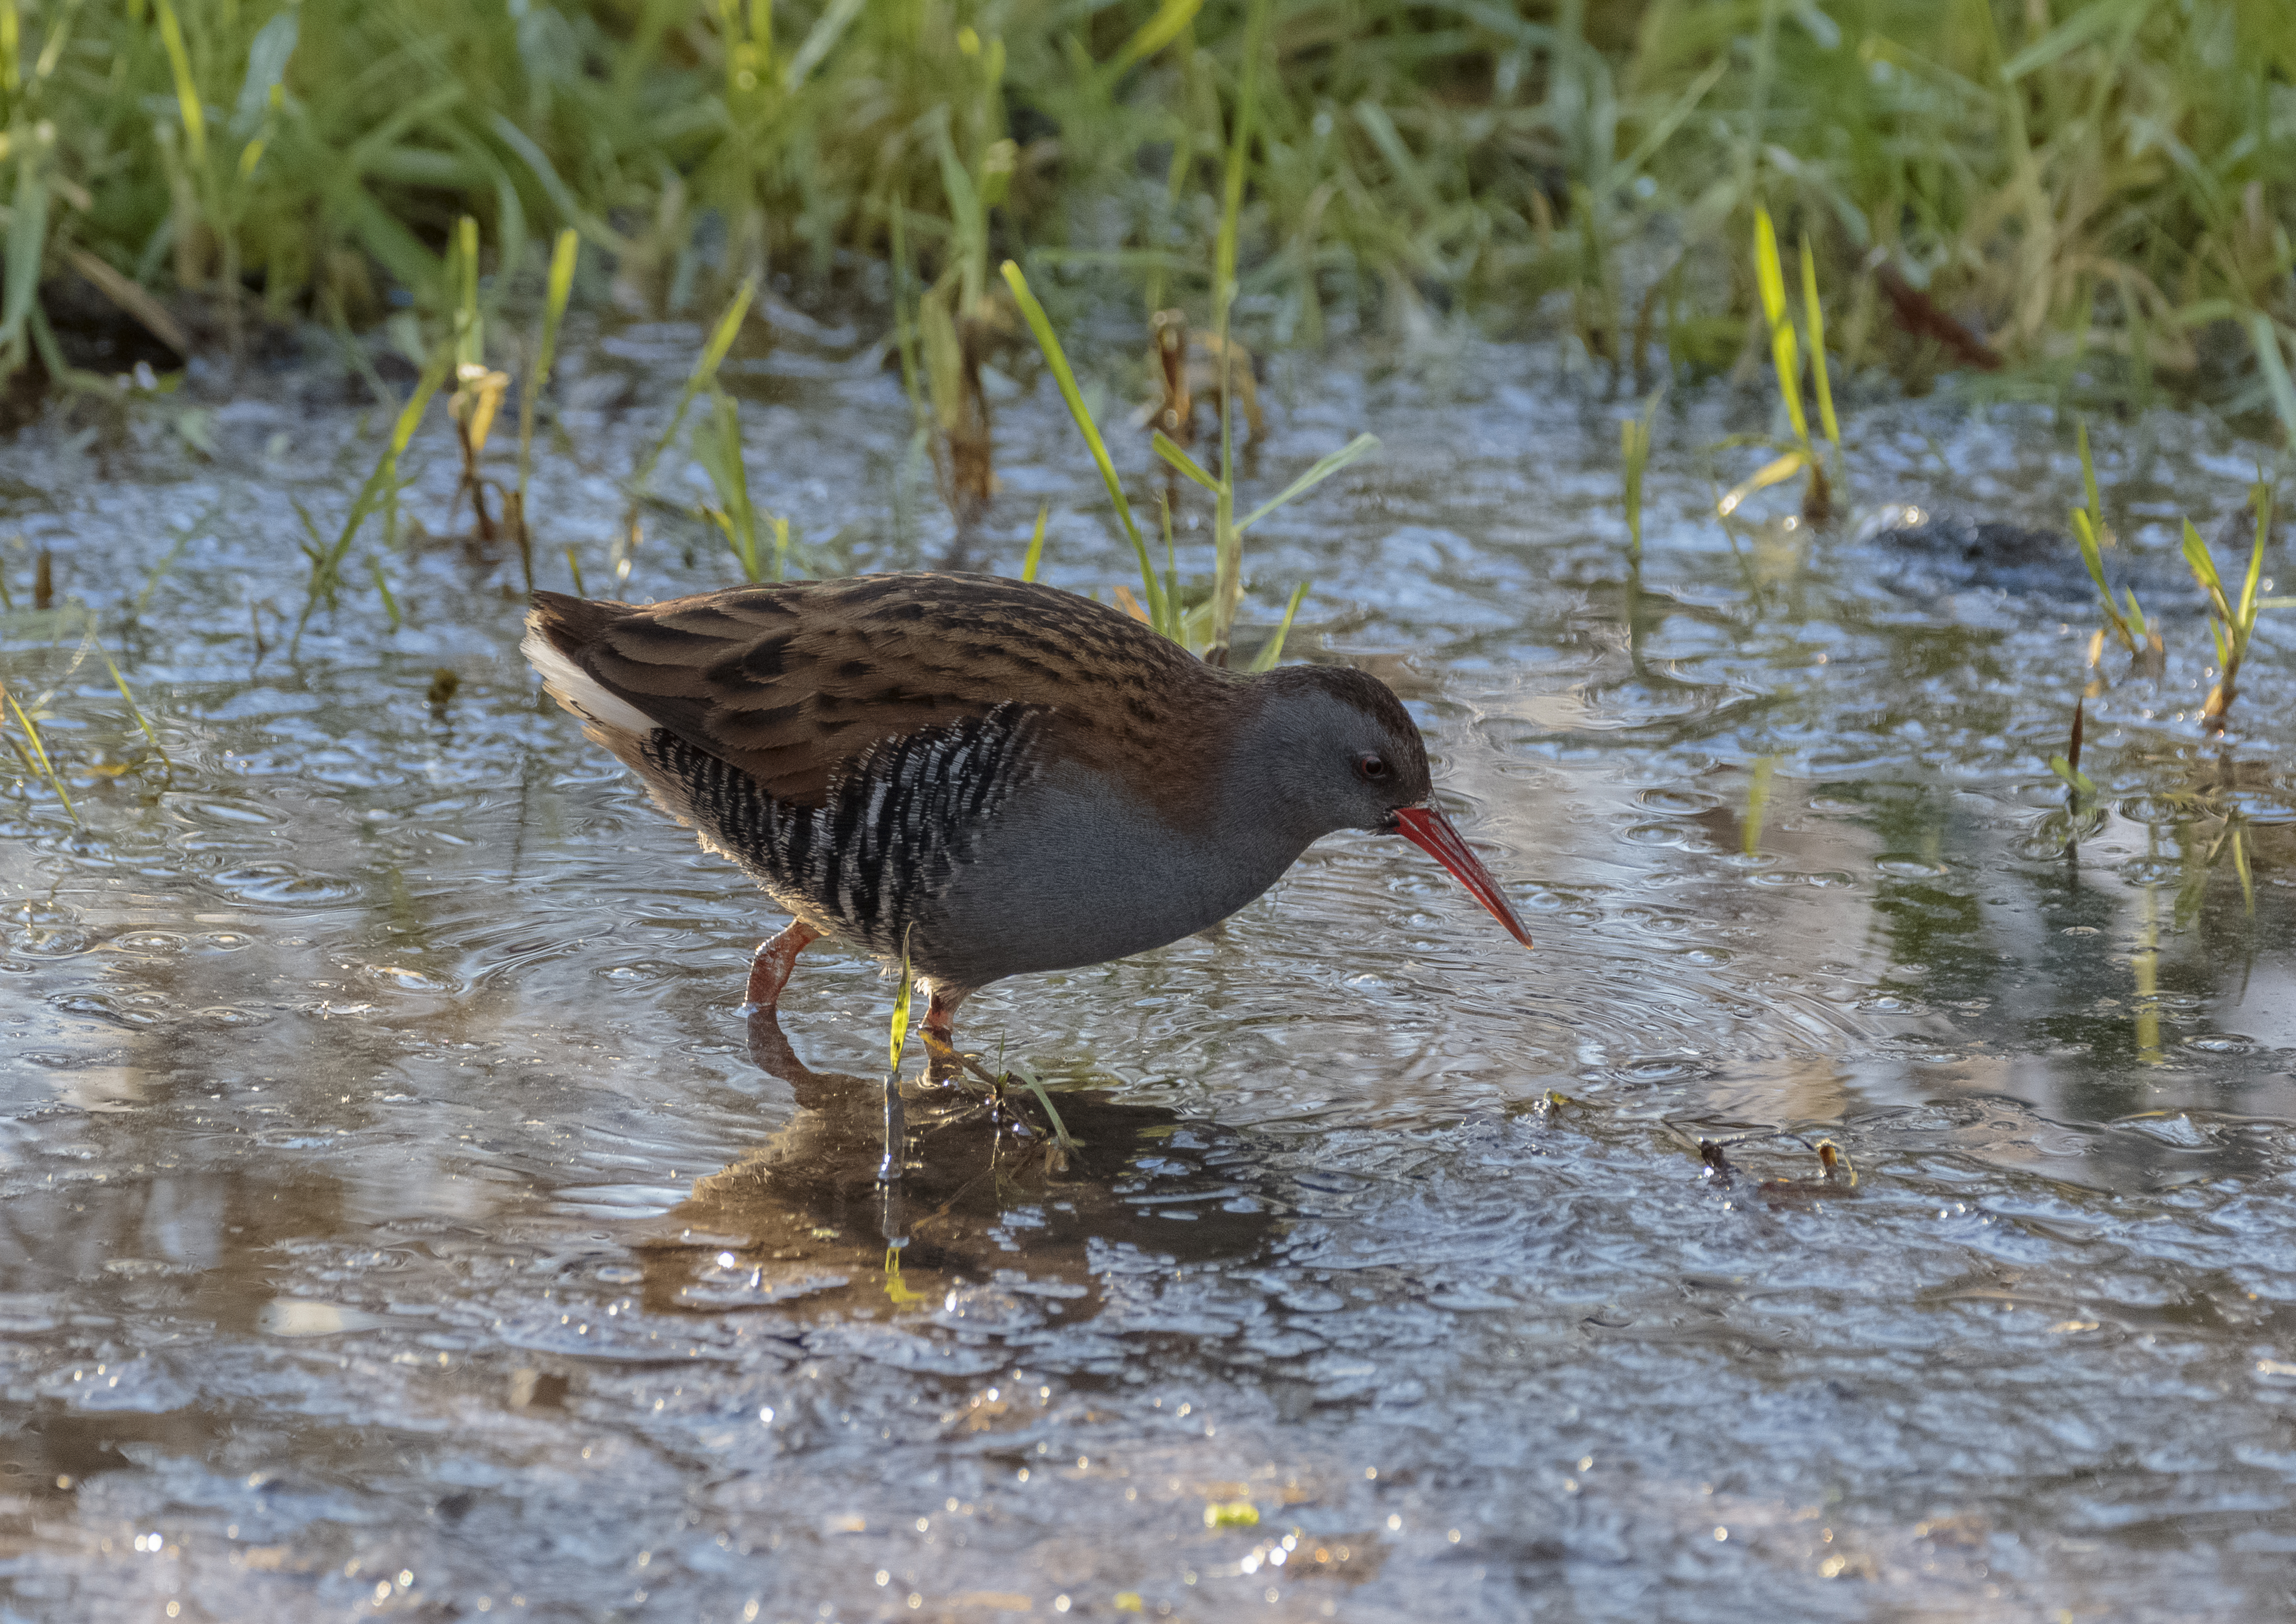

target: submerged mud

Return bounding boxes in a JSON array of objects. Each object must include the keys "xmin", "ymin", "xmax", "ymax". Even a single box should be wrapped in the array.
[{"xmin": 3, "ymin": 323, "xmax": 2295, "ymax": 1621}]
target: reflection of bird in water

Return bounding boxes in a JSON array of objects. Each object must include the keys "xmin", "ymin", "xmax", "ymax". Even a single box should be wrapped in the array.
[
  {"xmin": 522, "ymin": 574, "xmax": 1531, "ymax": 1057},
  {"xmin": 635, "ymin": 1009, "xmax": 1277, "ymax": 1324}
]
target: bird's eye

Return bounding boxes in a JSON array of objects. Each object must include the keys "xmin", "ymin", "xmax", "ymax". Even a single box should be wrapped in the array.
[{"xmin": 1355, "ymin": 753, "xmax": 1390, "ymax": 783}]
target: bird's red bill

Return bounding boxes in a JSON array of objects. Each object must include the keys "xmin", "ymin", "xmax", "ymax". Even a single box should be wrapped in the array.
[{"xmin": 1393, "ymin": 805, "xmax": 1534, "ymax": 949}]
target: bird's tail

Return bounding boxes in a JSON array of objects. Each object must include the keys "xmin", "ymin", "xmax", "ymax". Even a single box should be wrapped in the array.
[{"xmin": 520, "ymin": 592, "xmax": 659, "ymax": 738}]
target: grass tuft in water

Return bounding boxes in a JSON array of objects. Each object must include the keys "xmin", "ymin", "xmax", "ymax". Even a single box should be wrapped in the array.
[
  {"xmin": 692, "ymin": 388, "xmax": 791, "ymax": 583},
  {"xmin": 1003, "ymin": 259, "xmax": 1166, "ymax": 635},
  {"xmin": 1723, "ymin": 206, "xmax": 1834, "ymax": 527},
  {"xmin": 2067, "ymin": 420, "xmax": 2152, "ymax": 660},
  {"xmin": 292, "ymin": 349, "xmax": 451, "ymax": 654},
  {"xmin": 2180, "ymin": 481, "xmax": 2272, "ymax": 734},
  {"xmin": 627, "ymin": 281, "xmax": 755, "ymax": 512},
  {"xmin": 2048, "ymin": 699, "xmax": 2100, "ymax": 844},
  {"xmin": 1003, "ymin": 1060, "xmax": 1076, "ymax": 1154},
  {"xmin": 1, "ymin": 681, "xmax": 76, "ymax": 823}
]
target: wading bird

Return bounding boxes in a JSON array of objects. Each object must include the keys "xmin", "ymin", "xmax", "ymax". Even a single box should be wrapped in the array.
[{"xmin": 524, "ymin": 572, "xmax": 1529, "ymax": 1055}]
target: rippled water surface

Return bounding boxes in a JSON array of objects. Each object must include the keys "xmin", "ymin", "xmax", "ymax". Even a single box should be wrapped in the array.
[{"xmin": 5, "ymin": 322, "xmax": 2296, "ymax": 1622}]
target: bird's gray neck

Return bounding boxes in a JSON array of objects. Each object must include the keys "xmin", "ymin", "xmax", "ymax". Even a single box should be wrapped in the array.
[{"xmin": 1200, "ymin": 700, "xmax": 1333, "ymax": 864}]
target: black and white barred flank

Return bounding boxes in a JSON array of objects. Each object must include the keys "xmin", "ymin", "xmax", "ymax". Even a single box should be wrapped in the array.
[{"xmin": 640, "ymin": 701, "xmax": 1046, "ymax": 952}]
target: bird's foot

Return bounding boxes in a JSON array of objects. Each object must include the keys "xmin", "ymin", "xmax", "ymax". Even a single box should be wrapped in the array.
[{"xmin": 740, "ymin": 919, "xmax": 821, "ymax": 1014}]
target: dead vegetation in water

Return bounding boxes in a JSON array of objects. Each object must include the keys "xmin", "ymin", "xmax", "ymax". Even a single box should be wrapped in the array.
[{"xmin": 1682, "ymin": 1129, "xmax": 1860, "ymax": 1202}]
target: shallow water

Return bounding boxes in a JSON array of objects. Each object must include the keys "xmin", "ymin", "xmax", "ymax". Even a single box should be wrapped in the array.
[{"xmin": 4, "ymin": 321, "xmax": 2295, "ymax": 1623}]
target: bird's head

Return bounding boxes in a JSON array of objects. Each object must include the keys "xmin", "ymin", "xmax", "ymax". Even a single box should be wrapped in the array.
[{"xmin": 1244, "ymin": 665, "xmax": 1533, "ymax": 950}]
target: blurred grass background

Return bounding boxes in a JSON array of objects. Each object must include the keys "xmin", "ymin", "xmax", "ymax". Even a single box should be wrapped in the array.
[{"xmin": 3, "ymin": 0, "xmax": 2293, "ymax": 436}]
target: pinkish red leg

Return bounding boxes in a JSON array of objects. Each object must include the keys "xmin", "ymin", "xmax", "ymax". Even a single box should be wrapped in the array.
[
  {"xmin": 923, "ymin": 986, "xmax": 961, "ymax": 1042},
  {"xmin": 743, "ymin": 919, "xmax": 820, "ymax": 1010}
]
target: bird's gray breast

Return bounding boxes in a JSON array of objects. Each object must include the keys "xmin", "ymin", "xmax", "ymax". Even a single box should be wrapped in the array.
[{"xmin": 916, "ymin": 759, "xmax": 1314, "ymax": 989}]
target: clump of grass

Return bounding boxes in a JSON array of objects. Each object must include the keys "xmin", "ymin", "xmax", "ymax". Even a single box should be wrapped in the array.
[
  {"xmin": 2180, "ymin": 481, "xmax": 2271, "ymax": 735},
  {"xmin": 1, "ymin": 607, "xmax": 174, "ymax": 814},
  {"xmin": 628, "ymin": 280, "xmax": 754, "ymax": 507},
  {"xmin": 291, "ymin": 349, "xmax": 451, "ymax": 652},
  {"xmin": 97, "ymin": 643, "xmax": 173, "ymax": 787},
  {"xmin": 1718, "ymin": 207, "xmax": 1839, "ymax": 527},
  {"xmin": 1002, "ymin": 1060, "xmax": 1076, "ymax": 1155},
  {"xmin": 2046, "ymin": 697, "xmax": 2104, "ymax": 856},
  {"xmin": 691, "ymin": 387, "xmax": 793, "ymax": 583},
  {"xmin": 2067, "ymin": 420, "xmax": 2157, "ymax": 667},
  {"xmin": 1012, "ymin": 251, "xmax": 1372, "ymax": 669},
  {"xmin": 6, "ymin": 0, "xmax": 2290, "ymax": 446},
  {"xmin": 1, "ymin": 681, "xmax": 76, "ymax": 823},
  {"xmin": 445, "ymin": 219, "xmax": 511, "ymax": 545}
]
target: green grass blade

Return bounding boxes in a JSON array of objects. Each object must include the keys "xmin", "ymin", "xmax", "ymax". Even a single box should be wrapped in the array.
[
  {"xmin": 888, "ymin": 926, "xmax": 914, "ymax": 1075},
  {"xmin": 1798, "ymin": 234, "xmax": 1838, "ymax": 449},
  {"xmin": 2076, "ymin": 418, "xmax": 2103, "ymax": 536},
  {"xmin": 1000, "ymin": 259, "xmax": 1164, "ymax": 631},
  {"xmin": 1245, "ymin": 580, "xmax": 1309, "ymax": 672},
  {"xmin": 2246, "ymin": 315, "xmax": 2296, "ymax": 446},
  {"xmin": 2002, "ymin": 0, "xmax": 2146, "ymax": 80},
  {"xmin": 628, "ymin": 279, "xmax": 754, "ymax": 498},
  {"xmin": 1621, "ymin": 413, "xmax": 1652, "ymax": 564},
  {"xmin": 1606, "ymin": 52, "xmax": 1728, "ymax": 184},
  {"xmin": 1020, "ymin": 501, "xmax": 1048, "ymax": 582},
  {"xmin": 1743, "ymin": 756, "xmax": 1776, "ymax": 854},
  {"xmin": 1215, "ymin": 0, "xmax": 1272, "ymax": 320},
  {"xmin": 2, "ymin": 149, "xmax": 49, "ymax": 356},
  {"xmin": 151, "ymin": 0, "xmax": 208, "ymax": 170},
  {"xmin": 1237, "ymin": 434, "xmax": 1381, "ymax": 532},
  {"xmin": 1623, "ymin": 417, "xmax": 1645, "ymax": 560},
  {"xmin": 1753, "ymin": 208, "xmax": 1808, "ymax": 447},
  {"xmin": 1151, "ymin": 430, "xmax": 1221, "ymax": 494},
  {"xmin": 2235, "ymin": 482, "xmax": 2269, "ymax": 641},
  {"xmin": 2068, "ymin": 509, "xmax": 2134, "ymax": 649},
  {"xmin": 1160, "ymin": 495, "xmax": 1179, "ymax": 642},
  {"xmin": 889, "ymin": 204, "xmax": 928, "ymax": 430},
  {"xmin": 2069, "ymin": 509, "xmax": 2110, "ymax": 595},
  {"xmin": 296, "ymin": 349, "xmax": 450, "ymax": 647},
  {"xmin": 1716, "ymin": 448, "xmax": 1808, "ymax": 517},
  {"xmin": 517, "ymin": 228, "xmax": 579, "ymax": 501},
  {"xmin": 931, "ymin": 115, "xmax": 985, "ymax": 305},
  {"xmin": 3, "ymin": 687, "xmax": 76, "ymax": 823},
  {"xmin": 780, "ymin": 0, "xmax": 864, "ymax": 90},
  {"xmin": 366, "ymin": 558, "xmax": 403, "ymax": 630},
  {"xmin": 1205, "ymin": 0, "xmax": 1274, "ymax": 663},
  {"xmin": 453, "ymin": 216, "xmax": 483, "ymax": 366},
  {"xmin": 2180, "ymin": 517, "xmax": 2229, "ymax": 615},
  {"xmin": 1100, "ymin": 0, "xmax": 1203, "ymax": 82},
  {"xmin": 1006, "ymin": 1061, "xmax": 1076, "ymax": 1150}
]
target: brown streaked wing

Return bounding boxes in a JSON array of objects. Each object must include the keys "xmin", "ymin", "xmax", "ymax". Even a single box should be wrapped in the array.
[{"xmin": 544, "ymin": 574, "xmax": 1237, "ymax": 808}]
